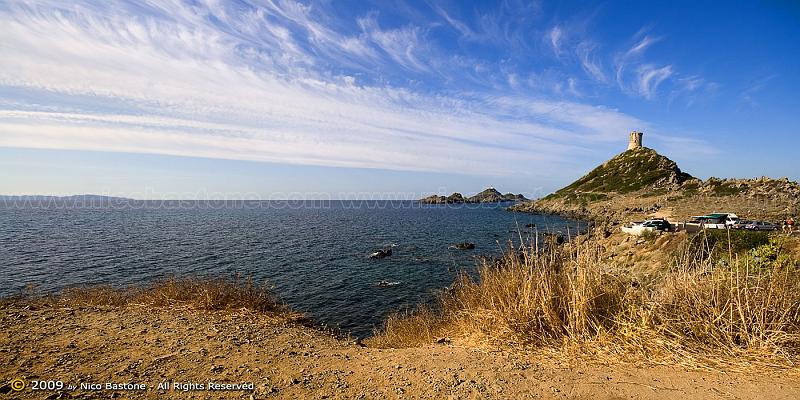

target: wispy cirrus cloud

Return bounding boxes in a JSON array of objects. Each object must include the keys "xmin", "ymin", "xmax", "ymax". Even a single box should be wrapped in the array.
[
  {"xmin": 624, "ymin": 34, "xmax": 661, "ymax": 58},
  {"xmin": 431, "ymin": 4, "xmax": 478, "ymax": 41},
  {"xmin": 549, "ymin": 26, "xmax": 563, "ymax": 57},
  {"xmin": 636, "ymin": 64, "xmax": 674, "ymax": 99},
  {"xmin": 357, "ymin": 14, "xmax": 429, "ymax": 73},
  {"xmin": 576, "ymin": 41, "xmax": 607, "ymax": 83},
  {"xmin": 544, "ymin": 22, "xmax": 704, "ymax": 105},
  {"xmin": 613, "ymin": 33, "xmax": 678, "ymax": 99},
  {"xmin": 0, "ymin": 0, "xmax": 707, "ymax": 181},
  {"xmin": 739, "ymin": 74, "xmax": 777, "ymax": 108}
]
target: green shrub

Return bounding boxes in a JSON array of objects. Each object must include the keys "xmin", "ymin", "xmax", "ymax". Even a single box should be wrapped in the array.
[
  {"xmin": 640, "ymin": 229, "xmax": 658, "ymax": 242},
  {"xmin": 560, "ymin": 192, "xmax": 609, "ymax": 205},
  {"xmin": 681, "ymin": 229, "xmax": 771, "ymax": 262},
  {"xmin": 749, "ymin": 237, "xmax": 795, "ymax": 269},
  {"xmin": 708, "ymin": 181, "xmax": 740, "ymax": 196}
]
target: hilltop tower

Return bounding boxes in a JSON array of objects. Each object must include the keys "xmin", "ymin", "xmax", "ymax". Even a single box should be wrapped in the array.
[{"xmin": 627, "ymin": 130, "xmax": 643, "ymax": 150}]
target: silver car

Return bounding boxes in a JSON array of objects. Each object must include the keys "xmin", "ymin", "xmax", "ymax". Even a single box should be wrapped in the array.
[
  {"xmin": 731, "ymin": 220, "xmax": 753, "ymax": 229},
  {"xmin": 745, "ymin": 221, "xmax": 779, "ymax": 231}
]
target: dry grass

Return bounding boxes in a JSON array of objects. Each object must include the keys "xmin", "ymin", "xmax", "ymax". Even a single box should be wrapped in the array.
[
  {"xmin": 12, "ymin": 276, "xmax": 292, "ymax": 316},
  {"xmin": 368, "ymin": 232, "xmax": 800, "ymax": 368}
]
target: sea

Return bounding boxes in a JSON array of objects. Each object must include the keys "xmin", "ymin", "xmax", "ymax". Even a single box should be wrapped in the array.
[{"xmin": 0, "ymin": 199, "xmax": 582, "ymax": 337}]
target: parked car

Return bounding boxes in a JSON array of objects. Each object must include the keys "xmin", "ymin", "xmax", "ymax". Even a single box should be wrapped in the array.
[
  {"xmin": 731, "ymin": 220, "xmax": 753, "ymax": 229},
  {"xmin": 621, "ymin": 219, "xmax": 672, "ymax": 235},
  {"xmin": 641, "ymin": 219, "xmax": 671, "ymax": 232},
  {"xmin": 745, "ymin": 221, "xmax": 779, "ymax": 231}
]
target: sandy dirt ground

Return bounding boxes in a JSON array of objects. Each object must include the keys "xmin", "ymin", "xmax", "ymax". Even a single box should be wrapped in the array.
[{"xmin": 2, "ymin": 304, "xmax": 799, "ymax": 400}]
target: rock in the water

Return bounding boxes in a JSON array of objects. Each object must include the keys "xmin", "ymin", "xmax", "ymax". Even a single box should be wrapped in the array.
[
  {"xmin": 452, "ymin": 242, "xmax": 475, "ymax": 250},
  {"xmin": 369, "ymin": 248, "xmax": 392, "ymax": 259}
]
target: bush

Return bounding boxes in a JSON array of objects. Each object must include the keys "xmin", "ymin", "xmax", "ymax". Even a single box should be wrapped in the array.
[
  {"xmin": 640, "ymin": 229, "xmax": 658, "ymax": 242},
  {"xmin": 51, "ymin": 276, "xmax": 290, "ymax": 314},
  {"xmin": 680, "ymin": 229, "xmax": 771, "ymax": 263},
  {"xmin": 750, "ymin": 237, "xmax": 795, "ymax": 269}
]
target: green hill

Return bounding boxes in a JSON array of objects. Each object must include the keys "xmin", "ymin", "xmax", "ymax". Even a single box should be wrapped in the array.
[{"xmin": 544, "ymin": 147, "xmax": 694, "ymax": 202}]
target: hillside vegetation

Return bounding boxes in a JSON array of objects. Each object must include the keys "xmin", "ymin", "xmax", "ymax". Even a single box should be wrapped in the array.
[{"xmin": 547, "ymin": 147, "xmax": 693, "ymax": 197}]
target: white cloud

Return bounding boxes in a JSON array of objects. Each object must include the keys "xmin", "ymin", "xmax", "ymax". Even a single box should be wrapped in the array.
[
  {"xmin": 433, "ymin": 5, "xmax": 477, "ymax": 40},
  {"xmin": 549, "ymin": 26, "xmax": 563, "ymax": 56},
  {"xmin": 357, "ymin": 14, "xmax": 429, "ymax": 72},
  {"xmin": 739, "ymin": 74, "xmax": 776, "ymax": 107},
  {"xmin": 614, "ymin": 32, "xmax": 679, "ymax": 99},
  {"xmin": 576, "ymin": 42, "xmax": 606, "ymax": 83},
  {"xmin": 636, "ymin": 65, "xmax": 673, "ymax": 99},
  {"xmin": 0, "ymin": 0, "xmax": 703, "ymax": 180},
  {"xmin": 625, "ymin": 35, "xmax": 661, "ymax": 58},
  {"xmin": 567, "ymin": 77, "xmax": 581, "ymax": 97}
]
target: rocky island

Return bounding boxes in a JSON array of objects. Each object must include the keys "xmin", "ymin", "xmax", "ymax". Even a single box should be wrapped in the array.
[{"xmin": 419, "ymin": 187, "xmax": 528, "ymax": 204}]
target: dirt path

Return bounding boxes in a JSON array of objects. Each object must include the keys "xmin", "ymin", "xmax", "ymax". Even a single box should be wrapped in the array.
[{"xmin": 2, "ymin": 304, "xmax": 798, "ymax": 399}]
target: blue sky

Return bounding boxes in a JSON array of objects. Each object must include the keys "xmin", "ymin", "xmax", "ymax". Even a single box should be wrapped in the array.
[{"xmin": 1, "ymin": 0, "xmax": 798, "ymax": 199}]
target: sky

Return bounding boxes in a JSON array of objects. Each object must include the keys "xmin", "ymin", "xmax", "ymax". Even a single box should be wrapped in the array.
[{"xmin": 1, "ymin": 0, "xmax": 798, "ymax": 199}]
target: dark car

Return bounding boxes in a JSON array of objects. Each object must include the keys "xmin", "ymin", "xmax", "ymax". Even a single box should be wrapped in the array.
[
  {"xmin": 745, "ymin": 221, "xmax": 779, "ymax": 231},
  {"xmin": 641, "ymin": 219, "xmax": 671, "ymax": 232}
]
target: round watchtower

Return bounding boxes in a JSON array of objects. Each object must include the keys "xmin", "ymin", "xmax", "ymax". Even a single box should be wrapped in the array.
[{"xmin": 627, "ymin": 130, "xmax": 643, "ymax": 150}]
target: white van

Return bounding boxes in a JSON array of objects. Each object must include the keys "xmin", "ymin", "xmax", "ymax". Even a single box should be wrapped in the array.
[{"xmin": 687, "ymin": 213, "xmax": 739, "ymax": 230}]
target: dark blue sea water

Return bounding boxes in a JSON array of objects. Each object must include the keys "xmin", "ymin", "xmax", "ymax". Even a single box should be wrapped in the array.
[{"xmin": 0, "ymin": 200, "xmax": 581, "ymax": 337}]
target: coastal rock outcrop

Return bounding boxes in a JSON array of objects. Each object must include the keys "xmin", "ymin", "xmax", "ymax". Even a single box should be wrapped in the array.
[
  {"xmin": 468, "ymin": 188, "xmax": 523, "ymax": 203},
  {"xmin": 369, "ymin": 248, "xmax": 393, "ymax": 259},
  {"xmin": 451, "ymin": 242, "xmax": 476, "ymax": 250},
  {"xmin": 695, "ymin": 176, "xmax": 800, "ymax": 200},
  {"xmin": 419, "ymin": 188, "xmax": 528, "ymax": 204}
]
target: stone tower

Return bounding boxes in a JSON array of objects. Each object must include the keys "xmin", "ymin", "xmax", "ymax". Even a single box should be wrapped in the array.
[{"xmin": 627, "ymin": 130, "xmax": 643, "ymax": 150}]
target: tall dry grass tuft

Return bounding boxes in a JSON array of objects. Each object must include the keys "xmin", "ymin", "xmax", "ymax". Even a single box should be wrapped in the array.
[
  {"xmin": 368, "ymin": 306, "xmax": 444, "ymax": 348},
  {"xmin": 51, "ymin": 276, "xmax": 290, "ymax": 315},
  {"xmin": 652, "ymin": 259, "xmax": 800, "ymax": 355},
  {"xmin": 369, "ymin": 231, "xmax": 800, "ymax": 366},
  {"xmin": 369, "ymin": 236, "xmax": 634, "ymax": 348},
  {"xmin": 442, "ymin": 240, "xmax": 631, "ymax": 347}
]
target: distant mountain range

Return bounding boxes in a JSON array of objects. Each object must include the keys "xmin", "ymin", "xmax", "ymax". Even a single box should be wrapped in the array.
[
  {"xmin": 418, "ymin": 188, "xmax": 528, "ymax": 204},
  {"xmin": 0, "ymin": 195, "xmax": 133, "ymax": 201}
]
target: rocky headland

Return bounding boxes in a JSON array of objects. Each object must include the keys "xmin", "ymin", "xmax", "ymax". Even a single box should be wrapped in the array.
[{"xmin": 510, "ymin": 146, "xmax": 800, "ymax": 226}]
